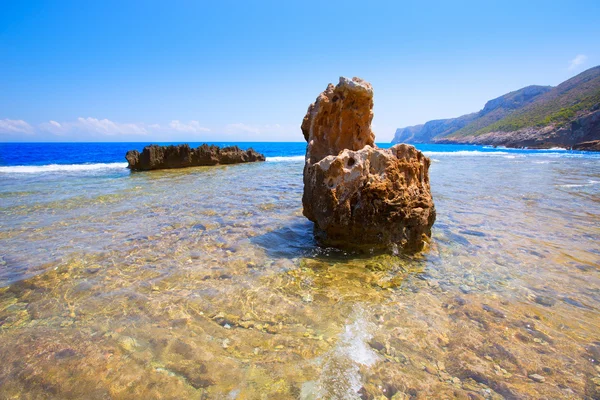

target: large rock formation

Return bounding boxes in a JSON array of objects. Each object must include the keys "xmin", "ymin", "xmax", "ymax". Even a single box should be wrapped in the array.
[
  {"xmin": 302, "ymin": 77, "xmax": 436, "ymax": 253},
  {"xmin": 125, "ymin": 144, "xmax": 265, "ymax": 171}
]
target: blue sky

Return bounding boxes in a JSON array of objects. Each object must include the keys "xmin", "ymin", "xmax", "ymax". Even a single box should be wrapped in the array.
[{"xmin": 1, "ymin": 0, "xmax": 599, "ymax": 142}]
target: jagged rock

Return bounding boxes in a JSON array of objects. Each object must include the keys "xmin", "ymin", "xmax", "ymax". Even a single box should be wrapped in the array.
[
  {"xmin": 302, "ymin": 78, "xmax": 375, "ymax": 164},
  {"xmin": 573, "ymin": 139, "xmax": 600, "ymax": 151},
  {"xmin": 125, "ymin": 144, "xmax": 265, "ymax": 171},
  {"xmin": 302, "ymin": 77, "xmax": 436, "ymax": 252}
]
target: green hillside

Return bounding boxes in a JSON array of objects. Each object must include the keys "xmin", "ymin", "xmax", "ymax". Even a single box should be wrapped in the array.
[
  {"xmin": 391, "ymin": 85, "xmax": 550, "ymax": 144},
  {"xmin": 449, "ymin": 66, "xmax": 600, "ymax": 138}
]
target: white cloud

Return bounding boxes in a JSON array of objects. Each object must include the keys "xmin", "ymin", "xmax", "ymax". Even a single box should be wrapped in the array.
[
  {"xmin": 40, "ymin": 117, "xmax": 148, "ymax": 136},
  {"xmin": 223, "ymin": 123, "xmax": 299, "ymax": 140},
  {"xmin": 225, "ymin": 123, "xmax": 262, "ymax": 134},
  {"xmin": 77, "ymin": 117, "xmax": 147, "ymax": 135},
  {"xmin": 39, "ymin": 120, "xmax": 67, "ymax": 135},
  {"xmin": 568, "ymin": 54, "xmax": 588, "ymax": 70},
  {"xmin": 0, "ymin": 119, "xmax": 34, "ymax": 135},
  {"xmin": 37, "ymin": 117, "xmax": 212, "ymax": 137},
  {"xmin": 168, "ymin": 120, "xmax": 210, "ymax": 133},
  {"xmin": 5, "ymin": 117, "xmax": 296, "ymax": 140}
]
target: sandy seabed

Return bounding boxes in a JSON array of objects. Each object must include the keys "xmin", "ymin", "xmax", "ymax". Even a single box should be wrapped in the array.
[{"xmin": 1, "ymin": 153, "xmax": 600, "ymax": 399}]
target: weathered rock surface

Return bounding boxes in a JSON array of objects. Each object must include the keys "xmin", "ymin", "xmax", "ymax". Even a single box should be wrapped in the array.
[
  {"xmin": 125, "ymin": 144, "xmax": 265, "ymax": 171},
  {"xmin": 573, "ymin": 139, "xmax": 600, "ymax": 151},
  {"xmin": 302, "ymin": 77, "xmax": 435, "ymax": 252}
]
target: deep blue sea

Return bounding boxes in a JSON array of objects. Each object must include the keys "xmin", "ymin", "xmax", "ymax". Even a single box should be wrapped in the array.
[
  {"xmin": 1, "ymin": 141, "xmax": 599, "ymax": 398},
  {"xmin": 1, "ymin": 142, "xmax": 598, "ymax": 170}
]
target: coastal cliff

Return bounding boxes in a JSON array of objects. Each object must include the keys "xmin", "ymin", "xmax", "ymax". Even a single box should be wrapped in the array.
[
  {"xmin": 126, "ymin": 144, "xmax": 265, "ymax": 171},
  {"xmin": 392, "ymin": 66, "xmax": 600, "ymax": 149},
  {"xmin": 436, "ymin": 108, "xmax": 600, "ymax": 148}
]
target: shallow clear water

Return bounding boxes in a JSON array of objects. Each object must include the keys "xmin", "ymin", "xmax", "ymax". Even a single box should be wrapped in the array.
[{"xmin": 1, "ymin": 144, "xmax": 599, "ymax": 399}]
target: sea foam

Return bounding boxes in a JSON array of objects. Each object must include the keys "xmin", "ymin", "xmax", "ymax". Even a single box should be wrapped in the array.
[
  {"xmin": 423, "ymin": 150, "xmax": 510, "ymax": 157},
  {"xmin": 0, "ymin": 163, "xmax": 128, "ymax": 174},
  {"xmin": 266, "ymin": 155, "xmax": 305, "ymax": 162},
  {"xmin": 558, "ymin": 180, "xmax": 600, "ymax": 188}
]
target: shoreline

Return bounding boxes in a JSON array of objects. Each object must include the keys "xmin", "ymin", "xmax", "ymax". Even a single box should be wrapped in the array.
[{"xmin": 397, "ymin": 139, "xmax": 600, "ymax": 152}]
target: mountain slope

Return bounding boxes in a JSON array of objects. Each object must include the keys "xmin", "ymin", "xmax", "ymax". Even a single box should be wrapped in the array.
[
  {"xmin": 392, "ymin": 85, "xmax": 552, "ymax": 144},
  {"xmin": 392, "ymin": 66, "xmax": 600, "ymax": 148},
  {"xmin": 392, "ymin": 113, "xmax": 477, "ymax": 144}
]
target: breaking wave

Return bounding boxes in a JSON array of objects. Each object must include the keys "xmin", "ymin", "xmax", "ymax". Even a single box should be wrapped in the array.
[
  {"xmin": 423, "ymin": 150, "xmax": 510, "ymax": 157},
  {"xmin": 0, "ymin": 163, "xmax": 128, "ymax": 174},
  {"xmin": 266, "ymin": 155, "xmax": 305, "ymax": 162}
]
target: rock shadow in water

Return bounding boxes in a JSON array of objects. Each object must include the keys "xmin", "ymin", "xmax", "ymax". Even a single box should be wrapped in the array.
[
  {"xmin": 251, "ymin": 220, "xmax": 317, "ymax": 259},
  {"xmin": 252, "ymin": 220, "xmax": 401, "ymax": 262}
]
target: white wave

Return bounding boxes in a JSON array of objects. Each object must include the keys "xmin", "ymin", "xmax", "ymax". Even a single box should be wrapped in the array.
[
  {"xmin": 557, "ymin": 180, "xmax": 600, "ymax": 188},
  {"xmin": 424, "ymin": 149, "xmax": 594, "ymax": 158},
  {"xmin": 270, "ymin": 152, "xmax": 517, "ymax": 160},
  {"xmin": 266, "ymin": 155, "xmax": 305, "ymax": 162},
  {"xmin": 0, "ymin": 163, "xmax": 128, "ymax": 174},
  {"xmin": 525, "ymin": 147, "xmax": 567, "ymax": 151},
  {"xmin": 423, "ymin": 150, "xmax": 510, "ymax": 157}
]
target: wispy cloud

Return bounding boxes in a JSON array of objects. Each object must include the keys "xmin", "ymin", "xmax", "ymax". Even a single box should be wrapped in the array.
[
  {"xmin": 7, "ymin": 117, "xmax": 293, "ymax": 140},
  {"xmin": 568, "ymin": 54, "xmax": 588, "ymax": 70},
  {"xmin": 38, "ymin": 118, "xmax": 210, "ymax": 136},
  {"xmin": 224, "ymin": 123, "xmax": 289, "ymax": 135},
  {"xmin": 0, "ymin": 119, "xmax": 34, "ymax": 135},
  {"xmin": 38, "ymin": 120, "xmax": 67, "ymax": 135},
  {"xmin": 77, "ymin": 117, "xmax": 148, "ymax": 135},
  {"xmin": 168, "ymin": 120, "xmax": 210, "ymax": 133},
  {"xmin": 40, "ymin": 117, "xmax": 148, "ymax": 135},
  {"xmin": 225, "ymin": 123, "xmax": 262, "ymax": 135}
]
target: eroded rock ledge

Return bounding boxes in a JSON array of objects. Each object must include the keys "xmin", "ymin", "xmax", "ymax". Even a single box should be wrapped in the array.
[
  {"xmin": 125, "ymin": 144, "xmax": 265, "ymax": 171},
  {"xmin": 302, "ymin": 77, "xmax": 436, "ymax": 252},
  {"xmin": 573, "ymin": 140, "xmax": 600, "ymax": 152}
]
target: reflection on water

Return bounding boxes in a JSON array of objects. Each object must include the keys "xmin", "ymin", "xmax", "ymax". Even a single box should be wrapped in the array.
[{"xmin": 1, "ymin": 154, "xmax": 600, "ymax": 399}]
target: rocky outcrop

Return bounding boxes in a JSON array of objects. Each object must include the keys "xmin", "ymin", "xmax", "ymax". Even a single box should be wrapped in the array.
[
  {"xmin": 392, "ymin": 114, "xmax": 477, "ymax": 144},
  {"xmin": 392, "ymin": 85, "xmax": 552, "ymax": 144},
  {"xmin": 125, "ymin": 144, "xmax": 265, "ymax": 171},
  {"xmin": 302, "ymin": 77, "xmax": 435, "ymax": 253},
  {"xmin": 393, "ymin": 66, "xmax": 600, "ymax": 148},
  {"xmin": 436, "ymin": 109, "xmax": 600, "ymax": 149},
  {"xmin": 573, "ymin": 140, "xmax": 600, "ymax": 151},
  {"xmin": 302, "ymin": 78, "xmax": 375, "ymax": 164}
]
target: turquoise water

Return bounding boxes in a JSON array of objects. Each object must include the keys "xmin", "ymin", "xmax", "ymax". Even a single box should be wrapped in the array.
[{"xmin": 0, "ymin": 142, "xmax": 599, "ymax": 398}]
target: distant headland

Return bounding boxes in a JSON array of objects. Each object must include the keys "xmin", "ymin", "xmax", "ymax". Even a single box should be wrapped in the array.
[{"xmin": 392, "ymin": 65, "xmax": 600, "ymax": 150}]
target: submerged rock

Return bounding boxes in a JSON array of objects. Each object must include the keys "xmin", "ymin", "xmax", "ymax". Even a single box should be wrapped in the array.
[
  {"xmin": 125, "ymin": 144, "xmax": 265, "ymax": 171},
  {"xmin": 528, "ymin": 374, "xmax": 546, "ymax": 383},
  {"xmin": 301, "ymin": 77, "xmax": 436, "ymax": 252}
]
